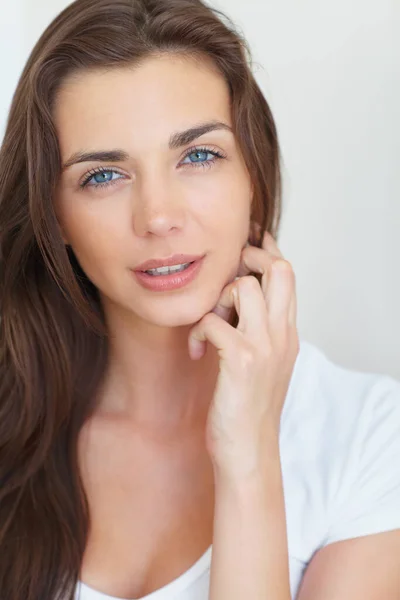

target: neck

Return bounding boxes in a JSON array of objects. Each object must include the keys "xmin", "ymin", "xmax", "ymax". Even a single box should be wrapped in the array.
[{"xmin": 94, "ymin": 307, "xmax": 219, "ymax": 439}]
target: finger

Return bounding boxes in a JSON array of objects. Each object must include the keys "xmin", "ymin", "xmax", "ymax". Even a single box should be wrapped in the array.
[
  {"xmin": 237, "ymin": 242, "xmax": 278, "ymax": 281},
  {"xmin": 246, "ymin": 226, "xmax": 298, "ymax": 331},
  {"xmin": 238, "ymin": 245, "xmax": 270, "ymax": 276},
  {"xmin": 248, "ymin": 222, "xmax": 283, "ymax": 256},
  {"xmin": 239, "ymin": 243, "xmax": 287, "ymax": 310},
  {"xmin": 237, "ymin": 228, "xmax": 283, "ymax": 278},
  {"xmin": 189, "ymin": 276, "xmax": 270, "ymax": 361},
  {"xmin": 210, "ymin": 243, "xmax": 274, "ymax": 330},
  {"xmin": 236, "ymin": 245, "xmax": 274, "ymax": 298},
  {"xmin": 189, "ymin": 282, "xmax": 240, "ymax": 360},
  {"xmin": 211, "ymin": 301, "xmax": 235, "ymax": 323},
  {"xmin": 189, "ymin": 310, "xmax": 239, "ymax": 361},
  {"xmin": 212, "ymin": 274, "xmax": 269, "ymax": 335},
  {"xmin": 235, "ymin": 275, "xmax": 269, "ymax": 336},
  {"xmin": 267, "ymin": 260, "xmax": 295, "ymax": 341},
  {"xmin": 209, "ymin": 278, "xmax": 239, "ymax": 324},
  {"xmin": 261, "ymin": 230, "xmax": 284, "ymax": 259},
  {"xmin": 259, "ymin": 234, "xmax": 297, "ymax": 330}
]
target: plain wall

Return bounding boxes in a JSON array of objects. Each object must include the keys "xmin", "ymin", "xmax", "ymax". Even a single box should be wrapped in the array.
[{"xmin": 1, "ymin": 0, "xmax": 399, "ymax": 379}]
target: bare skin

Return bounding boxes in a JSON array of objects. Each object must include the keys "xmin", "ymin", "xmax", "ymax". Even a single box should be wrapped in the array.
[
  {"xmin": 53, "ymin": 53, "xmax": 400, "ymax": 600},
  {"xmin": 54, "ymin": 54, "xmax": 253, "ymax": 596},
  {"xmin": 77, "ymin": 409, "xmax": 216, "ymax": 597}
]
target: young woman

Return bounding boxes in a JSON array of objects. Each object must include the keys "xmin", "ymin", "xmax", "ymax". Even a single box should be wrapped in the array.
[{"xmin": 0, "ymin": 0, "xmax": 399, "ymax": 599}]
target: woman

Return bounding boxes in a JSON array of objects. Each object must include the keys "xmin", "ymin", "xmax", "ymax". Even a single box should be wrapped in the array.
[{"xmin": 0, "ymin": 0, "xmax": 399, "ymax": 598}]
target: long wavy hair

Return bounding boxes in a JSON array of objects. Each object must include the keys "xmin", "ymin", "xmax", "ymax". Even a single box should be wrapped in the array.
[{"xmin": 0, "ymin": 0, "xmax": 282, "ymax": 597}]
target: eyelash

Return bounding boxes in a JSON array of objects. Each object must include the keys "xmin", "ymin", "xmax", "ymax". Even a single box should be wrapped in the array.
[{"xmin": 79, "ymin": 145, "xmax": 227, "ymax": 190}]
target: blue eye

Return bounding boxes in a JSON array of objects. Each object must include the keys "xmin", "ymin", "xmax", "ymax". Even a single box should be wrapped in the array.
[
  {"xmin": 80, "ymin": 168, "xmax": 124, "ymax": 189},
  {"xmin": 181, "ymin": 147, "xmax": 224, "ymax": 168},
  {"xmin": 80, "ymin": 145, "xmax": 226, "ymax": 190}
]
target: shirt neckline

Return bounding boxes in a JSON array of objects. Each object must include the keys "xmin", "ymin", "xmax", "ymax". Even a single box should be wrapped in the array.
[{"xmin": 77, "ymin": 545, "xmax": 212, "ymax": 600}]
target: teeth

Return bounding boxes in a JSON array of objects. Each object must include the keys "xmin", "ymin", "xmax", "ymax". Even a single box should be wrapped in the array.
[{"xmin": 145, "ymin": 262, "xmax": 192, "ymax": 276}]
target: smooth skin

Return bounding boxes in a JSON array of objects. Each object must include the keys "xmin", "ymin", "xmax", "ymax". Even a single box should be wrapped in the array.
[
  {"xmin": 191, "ymin": 228, "xmax": 400, "ymax": 599},
  {"xmin": 54, "ymin": 54, "xmax": 400, "ymax": 599},
  {"xmin": 191, "ymin": 228, "xmax": 297, "ymax": 599}
]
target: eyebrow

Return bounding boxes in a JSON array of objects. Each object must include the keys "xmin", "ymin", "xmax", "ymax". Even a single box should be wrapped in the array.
[{"xmin": 61, "ymin": 120, "xmax": 233, "ymax": 170}]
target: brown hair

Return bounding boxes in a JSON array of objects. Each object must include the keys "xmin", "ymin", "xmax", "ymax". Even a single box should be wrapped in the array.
[{"xmin": 0, "ymin": 0, "xmax": 282, "ymax": 597}]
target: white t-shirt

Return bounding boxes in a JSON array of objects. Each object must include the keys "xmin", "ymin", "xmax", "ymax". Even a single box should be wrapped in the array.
[{"xmin": 75, "ymin": 339, "xmax": 400, "ymax": 600}]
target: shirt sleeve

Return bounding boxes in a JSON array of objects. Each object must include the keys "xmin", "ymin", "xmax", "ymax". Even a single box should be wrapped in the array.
[{"xmin": 322, "ymin": 376, "xmax": 400, "ymax": 546}]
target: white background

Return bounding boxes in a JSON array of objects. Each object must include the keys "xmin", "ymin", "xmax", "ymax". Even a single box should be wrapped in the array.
[{"xmin": 1, "ymin": 0, "xmax": 399, "ymax": 379}]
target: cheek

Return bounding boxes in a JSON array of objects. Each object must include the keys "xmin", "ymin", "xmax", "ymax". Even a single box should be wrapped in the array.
[
  {"xmin": 191, "ymin": 174, "xmax": 251, "ymax": 231},
  {"xmin": 211, "ymin": 187, "xmax": 251, "ymax": 244},
  {"xmin": 60, "ymin": 205, "xmax": 124, "ymax": 282},
  {"xmin": 203, "ymin": 194, "xmax": 250, "ymax": 277},
  {"xmin": 58, "ymin": 192, "xmax": 120, "ymax": 250}
]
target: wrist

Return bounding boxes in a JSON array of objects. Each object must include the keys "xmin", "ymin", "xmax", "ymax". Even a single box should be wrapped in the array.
[{"xmin": 212, "ymin": 441, "xmax": 282, "ymax": 493}]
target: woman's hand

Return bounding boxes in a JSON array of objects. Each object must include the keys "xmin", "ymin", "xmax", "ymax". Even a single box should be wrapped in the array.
[{"xmin": 188, "ymin": 226, "xmax": 300, "ymax": 480}]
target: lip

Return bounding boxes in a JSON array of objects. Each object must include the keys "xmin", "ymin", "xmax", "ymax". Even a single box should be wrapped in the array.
[
  {"xmin": 134, "ymin": 253, "xmax": 204, "ymax": 271},
  {"xmin": 131, "ymin": 256, "xmax": 205, "ymax": 292}
]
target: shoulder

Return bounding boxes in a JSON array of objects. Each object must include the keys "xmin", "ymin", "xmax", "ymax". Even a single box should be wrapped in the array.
[
  {"xmin": 282, "ymin": 338, "xmax": 400, "ymax": 440},
  {"xmin": 280, "ymin": 339, "xmax": 400, "ymax": 560}
]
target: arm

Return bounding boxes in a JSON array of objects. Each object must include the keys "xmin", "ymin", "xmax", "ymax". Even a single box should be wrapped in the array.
[
  {"xmin": 208, "ymin": 446, "xmax": 400, "ymax": 600},
  {"xmin": 187, "ymin": 231, "xmax": 298, "ymax": 599},
  {"xmin": 296, "ymin": 530, "xmax": 400, "ymax": 599},
  {"xmin": 296, "ymin": 376, "xmax": 400, "ymax": 600},
  {"xmin": 209, "ymin": 435, "xmax": 291, "ymax": 600}
]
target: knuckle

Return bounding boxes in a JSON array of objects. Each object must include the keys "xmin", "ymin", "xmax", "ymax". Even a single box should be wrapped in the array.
[
  {"xmin": 236, "ymin": 345, "xmax": 257, "ymax": 370},
  {"xmin": 271, "ymin": 259, "xmax": 296, "ymax": 288},
  {"xmin": 202, "ymin": 312, "xmax": 217, "ymax": 328},
  {"xmin": 239, "ymin": 275, "xmax": 260, "ymax": 291},
  {"xmin": 274, "ymin": 258, "xmax": 294, "ymax": 275}
]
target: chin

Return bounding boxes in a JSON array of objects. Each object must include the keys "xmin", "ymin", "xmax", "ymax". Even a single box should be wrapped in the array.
[
  {"xmin": 128, "ymin": 266, "xmax": 237, "ymax": 328},
  {"xmin": 137, "ymin": 298, "xmax": 213, "ymax": 328}
]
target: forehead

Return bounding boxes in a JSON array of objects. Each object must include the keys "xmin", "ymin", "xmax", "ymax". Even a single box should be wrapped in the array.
[{"xmin": 53, "ymin": 55, "xmax": 232, "ymax": 154}]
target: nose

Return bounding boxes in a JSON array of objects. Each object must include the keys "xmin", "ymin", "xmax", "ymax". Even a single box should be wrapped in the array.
[{"xmin": 132, "ymin": 171, "xmax": 186, "ymax": 238}]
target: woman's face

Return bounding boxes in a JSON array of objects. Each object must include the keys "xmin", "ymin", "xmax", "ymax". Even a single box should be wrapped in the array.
[{"xmin": 54, "ymin": 55, "xmax": 253, "ymax": 327}]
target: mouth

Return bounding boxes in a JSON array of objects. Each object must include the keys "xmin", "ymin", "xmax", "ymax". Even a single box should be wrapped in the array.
[
  {"xmin": 142, "ymin": 261, "xmax": 195, "ymax": 276},
  {"xmin": 134, "ymin": 253, "xmax": 204, "ymax": 271},
  {"xmin": 131, "ymin": 256, "xmax": 205, "ymax": 292}
]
